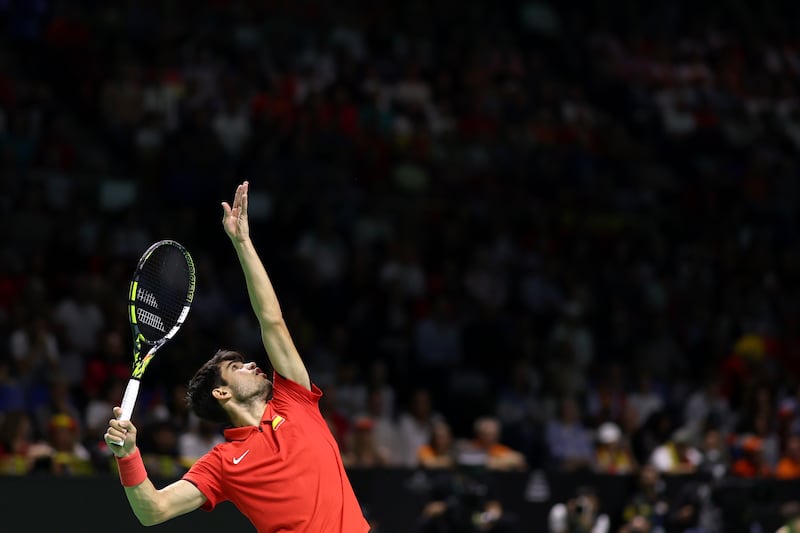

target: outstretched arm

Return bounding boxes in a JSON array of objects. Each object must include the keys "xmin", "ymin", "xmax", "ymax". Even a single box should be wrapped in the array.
[
  {"xmin": 222, "ymin": 181, "xmax": 311, "ymax": 390},
  {"xmin": 104, "ymin": 407, "xmax": 206, "ymax": 525}
]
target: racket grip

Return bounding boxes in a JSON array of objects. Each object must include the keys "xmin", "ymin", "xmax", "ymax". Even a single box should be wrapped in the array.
[
  {"xmin": 112, "ymin": 379, "xmax": 140, "ymax": 446},
  {"xmin": 118, "ymin": 378, "xmax": 141, "ymax": 423}
]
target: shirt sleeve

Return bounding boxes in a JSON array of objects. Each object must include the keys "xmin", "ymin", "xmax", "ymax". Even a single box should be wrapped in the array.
[
  {"xmin": 270, "ymin": 371, "xmax": 323, "ymax": 412},
  {"xmin": 182, "ymin": 446, "xmax": 226, "ymax": 511}
]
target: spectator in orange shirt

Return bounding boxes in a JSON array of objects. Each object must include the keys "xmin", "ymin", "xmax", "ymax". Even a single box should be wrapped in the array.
[
  {"xmin": 417, "ymin": 420, "xmax": 456, "ymax": 469},
  {"xmin": 731, "ymin": 435, "xmax": 772, "ymax": 478},
  {"xmin": 775, "ymin": 433, "xmax": 800, "ymax": 479},
  {"xmin": 458, "ymin": 416, "xmax": 527, "ymax": 471}
]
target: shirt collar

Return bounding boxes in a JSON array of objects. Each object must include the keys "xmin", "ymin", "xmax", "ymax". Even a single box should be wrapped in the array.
[
  {"xmin": 223, "ymin": 403, "xmax": 272, "ymax": 442},
  {"xmin": 224, "ymin": 425, "xmax": 259, "ymax": 441}
]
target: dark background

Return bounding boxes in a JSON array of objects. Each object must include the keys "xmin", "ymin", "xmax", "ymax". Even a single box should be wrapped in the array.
[{"xmin": 2, "ymin": 1, "xmax": 800, "ymax": 531}]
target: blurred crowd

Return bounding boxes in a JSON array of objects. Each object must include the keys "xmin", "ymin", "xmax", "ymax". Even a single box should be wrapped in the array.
[{"xmin": 1, "ymin": 1, "xmax": 800, "ymax": 531}]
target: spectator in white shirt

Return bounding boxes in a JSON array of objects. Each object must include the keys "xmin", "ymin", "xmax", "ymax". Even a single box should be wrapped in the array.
[{"xmin": 649, "ymin": 427, "xmax": 703, "ymax": 475}]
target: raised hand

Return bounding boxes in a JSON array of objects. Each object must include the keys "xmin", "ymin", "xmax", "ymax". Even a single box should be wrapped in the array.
[{"xmin": 222, "ymin": 181, "xmax": 251, "ymax": 244}]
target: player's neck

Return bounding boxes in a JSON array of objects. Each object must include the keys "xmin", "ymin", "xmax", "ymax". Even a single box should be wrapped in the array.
[{"xmin": 228, "ymin": 399, "xmax": 267, "ymax": 427}]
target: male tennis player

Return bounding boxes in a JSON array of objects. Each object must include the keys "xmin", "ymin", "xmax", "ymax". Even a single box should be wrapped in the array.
[{"xmin": 104, "ymin": 181, "xmax": 370, "ymax": 532}]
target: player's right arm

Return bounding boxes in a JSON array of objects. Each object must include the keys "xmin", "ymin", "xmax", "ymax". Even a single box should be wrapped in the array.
[
  {"xmin": 222, "ymin": 181, "xmax": 311, "ymax": 390},
  {"xmin": 105, "ymin": 407, "xmax": 206, "ymax": 526}
]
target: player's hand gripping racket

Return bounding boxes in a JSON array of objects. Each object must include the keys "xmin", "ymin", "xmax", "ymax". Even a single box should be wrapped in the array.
[{"xmin": 112, "ymin": 240, "xmax": 196, "ymax": 444}]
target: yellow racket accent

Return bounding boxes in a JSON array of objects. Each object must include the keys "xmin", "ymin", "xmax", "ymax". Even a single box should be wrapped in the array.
[
  {"xmin": 129, "ymin": 281, "xmax": 138, "ymax": 322},
  {"xmin": 130, "ymin": 333, "xmax": 153, "ymax": 379}
]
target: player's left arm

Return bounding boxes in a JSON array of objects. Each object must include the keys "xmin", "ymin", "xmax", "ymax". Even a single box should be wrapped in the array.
[
  {"xmin": 222, "ymin": 181, "xmax": 311, "ymax": 390},
  {"xmin": 124, "ymin": 478, "xmax": 206, "ymax": 526}
]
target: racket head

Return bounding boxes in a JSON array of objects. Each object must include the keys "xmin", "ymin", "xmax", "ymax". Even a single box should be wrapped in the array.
[{"xmin": 128, "ymin": 240, "xmax": 196, "ymax": 378}]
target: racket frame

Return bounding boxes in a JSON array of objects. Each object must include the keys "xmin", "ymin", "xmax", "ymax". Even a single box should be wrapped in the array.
[{"xmin": 115, "ymin": 240, "xmax": 195, "ymax": 440}]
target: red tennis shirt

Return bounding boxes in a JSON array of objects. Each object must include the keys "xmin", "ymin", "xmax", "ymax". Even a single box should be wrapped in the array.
[{"xmin": 183, "ymin": 373, "xmax": 369, "ymax": 533}]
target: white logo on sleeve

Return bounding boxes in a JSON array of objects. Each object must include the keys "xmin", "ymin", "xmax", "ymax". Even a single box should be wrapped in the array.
[{"xmin": 232, "ymin": 450, "xmax": 250, "ymax": 464}]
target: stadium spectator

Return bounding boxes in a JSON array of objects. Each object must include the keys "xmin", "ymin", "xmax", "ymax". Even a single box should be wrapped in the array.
[
  {"xmin": 585, "ymin": 362, "xmax": 627, "ymax": 427},
  {"xmin": 459, "ymin": 416, "xmax": 527, "ymax": 472},
  {"xmin": 683, "ymin": 377, "xmax": 733, "ymax": 442},
  {"xmin": 41, "ymin": 413, "xmax": 93, "ymax": 476},
  {"xmin": 397, "ymin": 387, "xmax": 442, "ymax": 467},
  {"xmin": 0, "ymin": 410, "xmax": 51, "ymax": 475},
  {"xmin": 627, "ymin": 371, "xmax": 666, "ymax": 431},
  {"xmin": 379, "ymin": 240, "xmax": 426, "ymax": 300},
  {"xmin": 166, "ymin": 383, "xmax": 194, "ymax": 432},
  {"xmin": 33, "ymin": 374, "xmax": 83, "ymax": 442},
  {"xmin": 545, "ymin": 302, "xmax": 593, "ymax": 399},
  {"xmin": 0, "ymin": 359, "xmax": 26, "ymax": 413},
  {"xmin": 548, "ymin": 486, "xmax": 610, "ymax": 533},
  {"xmin": 697, "ymin": 426, "xmax": 730, "ymax": 480},
  {"xmin": 342, "ymin": 416, "xmax": 391, "ymax": 469},
  {"xmin": 178, "ymin": 419, "xmax": 224, "ymax": 468},
  {"xmin": 618, "ymin": 515, "xmax": 652, "ymax": 533},
  {"xmin": 546, "ymin": 397, "xmax": 594, "ymax": 471},
  {"xmin": 774, "ymin": 433, "xmax": 800, "ymax": 479},
  {"xmin": 295, "ymin": 213, "xmax": 348, "ymax": 287},
  {"xmin": 752, "ymin": 409, "xmax": 782, "ymax": 470},
  {"xmin": 649, "ymin": 427, "xmax": 703, "ymax": 475},
  {"xmin": 495, "ymin": 357, "xmax": 542, "ymax": 465},
  {"xmin": 621, "ymin": 465, "xmax": 669, "ymax": 533},
  {"xmin": 140, "ymin": 420, "xmax": 186, "ymax": 479},
  {"xmin": 777, "ymin": 512, "xmax": 800, "ymax": 533},
  {"xmin": 318, "ymin": 382, "xmax": 351, "ymax": 453},
  {"xmin": 9, "ymin": 314, "xmax": 59, "ymax": 388},
  {"xmin": 334, "ymin": 360, "xmax": 368, "ymax": 420},
  {"xmin": 361, "ymin": 386, "xmax": 401, "ymax": 466},
  {"xmin": 418, "ymin": 468, "xmax": 515, "ymax": 533},
  {"xmin": 638, "ymin": 314, "xmax": 687, "ymax": 384},
  {"xmin": 1, "ymin": 1, "xmax": 800, "ymax": 529},
  {"xmin": 81, "ymin": 330, "xmax": 131, "ymax": 402},
  {"xmin": 364, "ymin": 359, "xmax": 397, "ymax": 419},
  {"xmin": 418, "ymin": 419, "xmax": 456, "ymax": 470},
  {"xmin": 632, "ymin": 409, "xmax": 675, "ymax": 467},
  {"xmin": 84, "ymin": 378, "xmax": 125, "ymax": 441},
  {"xmin": 52, "ymin": 275, "xmax": 105, "ymax": 355},
  {"xmin": 413, "ymin": 295, "xmax": 464, "ymax": 392},
  {"xmin": 731, "ymin": 435, "xmax": 773, "ymax": 478},
  {"xmin": 593, "ymin": 422, "xmax": 638, "ymax": 475}
]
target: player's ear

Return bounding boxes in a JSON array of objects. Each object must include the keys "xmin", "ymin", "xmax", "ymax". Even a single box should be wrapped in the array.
[{"xmin": 212, "ymin": 387, "xmax": 230, "ymax": 401}]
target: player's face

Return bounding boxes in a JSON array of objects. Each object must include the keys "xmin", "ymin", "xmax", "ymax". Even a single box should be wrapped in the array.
[{"xmin": 221, "ymin": 360, "xmax": 272, "ymax": 402}]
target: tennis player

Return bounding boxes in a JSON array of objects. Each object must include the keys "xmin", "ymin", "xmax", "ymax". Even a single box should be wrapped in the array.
[{"xmin": 104, "ymin": 181, "xmax": 370, "ymax": 532}]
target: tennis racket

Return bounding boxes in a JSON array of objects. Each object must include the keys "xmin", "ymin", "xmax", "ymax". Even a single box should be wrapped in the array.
[{"xmin": 114, "ymin": 240, "xmax": 196, "ymax": 441}]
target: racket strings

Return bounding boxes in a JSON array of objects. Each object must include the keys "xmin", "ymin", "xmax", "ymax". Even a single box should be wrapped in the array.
[{"xmin": 135, "ymin": 246, "xmax": 192, "ymax": 342}]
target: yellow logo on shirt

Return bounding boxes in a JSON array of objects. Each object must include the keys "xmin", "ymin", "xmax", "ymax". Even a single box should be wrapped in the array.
[{"xmin": 271, "ymin": 415, "xmax": 285, "ymax": 431}]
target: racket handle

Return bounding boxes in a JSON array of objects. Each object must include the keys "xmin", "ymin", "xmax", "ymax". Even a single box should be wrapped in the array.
[
  {"xmin": 118, "ymin": 378, "xmax": 141, "ymax": 423},
  {"xmin": 111, "ymin": 379, "xmax": 140, "ymax": 446}
]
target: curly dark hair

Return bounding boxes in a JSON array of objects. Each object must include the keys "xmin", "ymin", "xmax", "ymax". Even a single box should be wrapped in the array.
[{"xmin": 186, "ymin": 349, "xmax": 244, "ymax": 424}]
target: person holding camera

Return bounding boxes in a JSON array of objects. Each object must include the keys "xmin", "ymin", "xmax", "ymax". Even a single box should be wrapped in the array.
[{"xmin": 548, "ymin": 486, "xmax": 610, "ymax": 533}]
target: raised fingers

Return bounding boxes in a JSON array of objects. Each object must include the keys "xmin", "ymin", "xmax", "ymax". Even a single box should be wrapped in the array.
[{"xmin": 233, "ymin": 183, "xmax": 243, "ymax": 209}]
